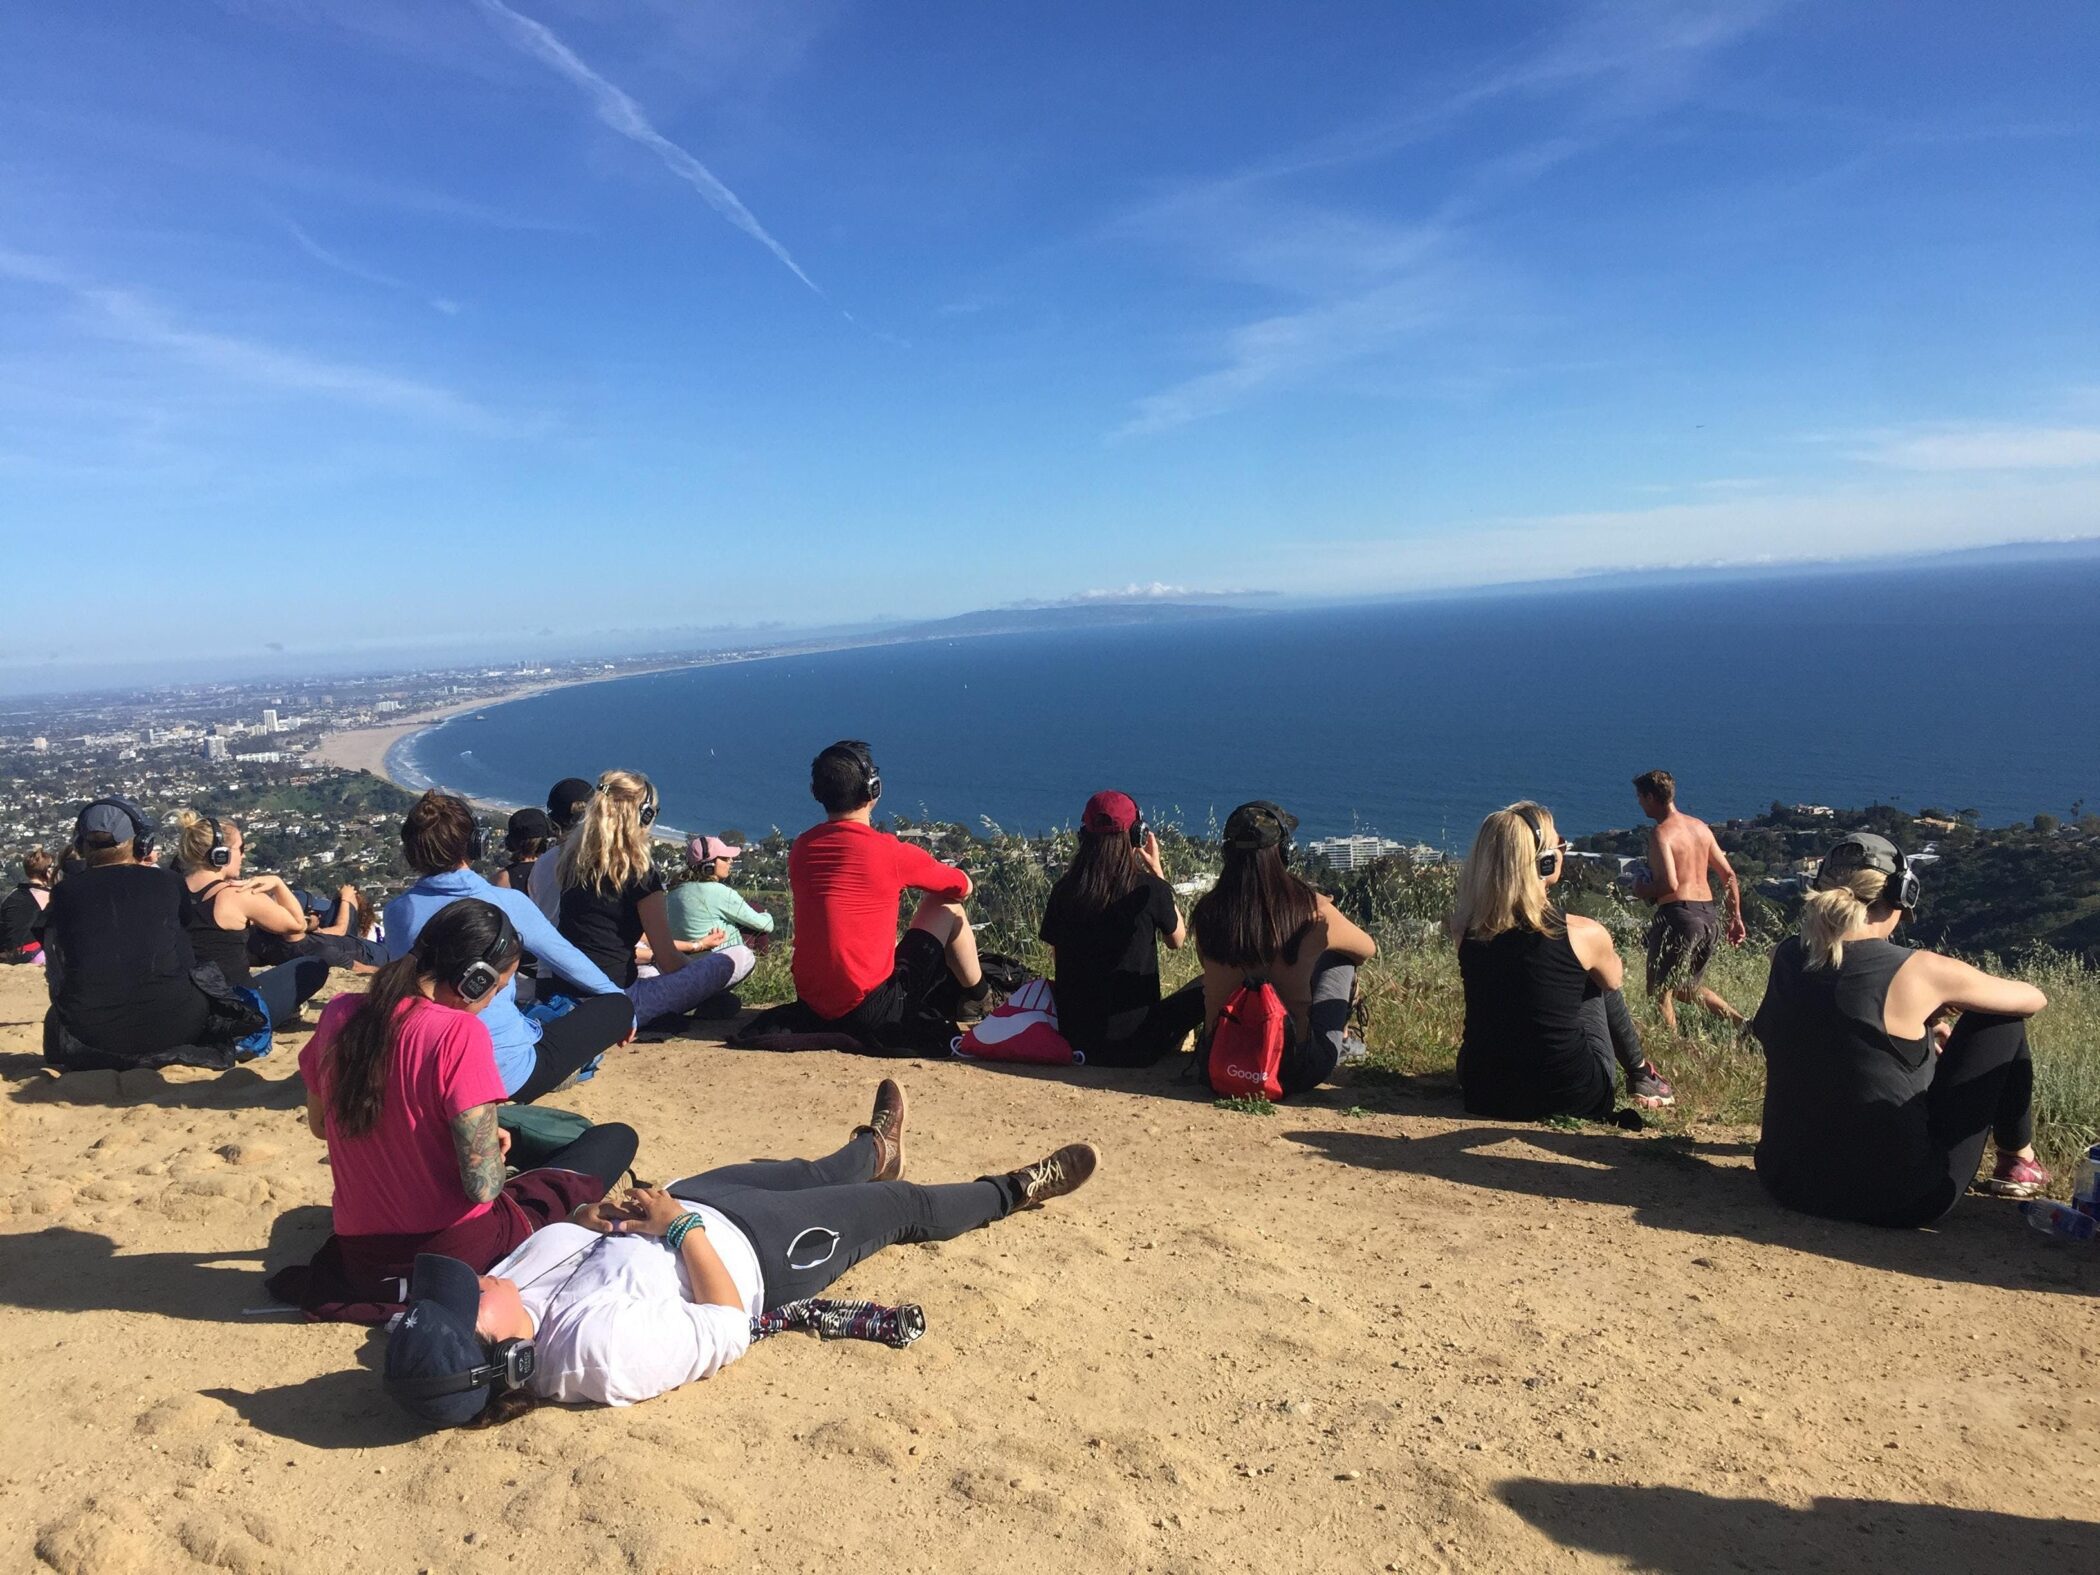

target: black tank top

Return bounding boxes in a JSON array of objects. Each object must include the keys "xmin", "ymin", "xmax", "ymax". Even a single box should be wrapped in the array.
[
  {"xmin": 1456, "ymin": 925, "xmax": 1603, "ymax": 1119},
  {"xmin": 179, "ymin": 879, "xmax": 255, "ymax": 988},
  {"xmin": 1753, "ymin": 935, "xmax": 1935, "ymax": 1221}
]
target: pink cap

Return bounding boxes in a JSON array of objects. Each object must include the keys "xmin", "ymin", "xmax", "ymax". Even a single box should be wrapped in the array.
[{"xmin": 686, "ymin": 835, "xmax": 743, "ymax": 863}]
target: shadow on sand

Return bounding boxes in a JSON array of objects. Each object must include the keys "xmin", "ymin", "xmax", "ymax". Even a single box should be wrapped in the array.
[
  {"xmin": 1496, "ymin": 1479, "xmax": 2099, "ymax": 1574},
  {"xmin": 1285, "ymin": 1124, "xmax": 2098, "ymax": 1296},
  {"xmin": 0, "ymin": 1210, "xmax": 332, "ymax": 1322},
  {"xmin": 3, "ymin": 1050, "xmax": 305, "ymax": 1111}
]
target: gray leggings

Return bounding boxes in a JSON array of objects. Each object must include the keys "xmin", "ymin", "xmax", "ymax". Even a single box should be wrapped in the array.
[
  {"xmin": 1279, "ymin": 953, "xmax": 1359, "ymax": 1095},
  {"xmin": 668, "ymin": 1134, "xmax": 1021, "ymax": 1309}
]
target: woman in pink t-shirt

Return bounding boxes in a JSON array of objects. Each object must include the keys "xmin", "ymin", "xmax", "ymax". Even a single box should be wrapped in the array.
[{"xmin": 270, "ymin": 899, "xmax": 637, "ymax": 1322}]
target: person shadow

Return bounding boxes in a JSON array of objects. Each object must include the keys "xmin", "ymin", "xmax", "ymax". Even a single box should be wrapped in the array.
[
  {"xmin": 1283, "ymin": 1124, "xmax": 2098, "ymax": 1297},
  {"xmin": 1495, "ymin": 1479, "xmax": 2099, "ymax": 1574},
  {"xmin": 1, "ymin": 1050, "xmax": 305, "ymax": 1111},
  {"xmin": 203, "ymin": 1329, "xmax": 423, "ymax": 1450},
  {"xmin": 0, "ymin": 1209, "xmax": 333, "ymax": 1321}
]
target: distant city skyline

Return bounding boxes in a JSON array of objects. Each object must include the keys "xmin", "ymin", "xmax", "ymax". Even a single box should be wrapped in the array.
[{"xmin": 4, "ymin": 2, "xmax": 2098, "ymax": 680}]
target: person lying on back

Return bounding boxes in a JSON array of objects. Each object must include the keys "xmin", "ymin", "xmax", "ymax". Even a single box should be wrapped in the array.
[
  {"xmin": 382, "ymin": 791, "xmax": 634, "ymax": 1104},
  {"xmin": 786, "ymin": 741, "xmax": 991, "ymax": 1051},
  {"xmin": 1190, "ymin": 801, "xmax": 1375, "ymax": 1095},
  {"xmin": 1040, "ymin": 791, "xmax": 1201, "ymax": 1065},
  {"xmin": 1752, "ymin": 833, "xmax": 2049, "ymax": 1226},
  {"xmin": 1452, "ymin": 801, "xmax": 1675, "ymax": 1121},
  {"xmin": 268, "ymin": 899, "xmax": 637, "ymax": 1321}
]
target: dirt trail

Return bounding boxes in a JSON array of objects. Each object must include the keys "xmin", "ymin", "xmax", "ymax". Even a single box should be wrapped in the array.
[{"xmin": 1, "ymin": 967, "xmax": 2094, "ymax": 1573}]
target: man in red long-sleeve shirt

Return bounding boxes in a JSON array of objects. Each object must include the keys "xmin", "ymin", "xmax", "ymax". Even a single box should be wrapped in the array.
[{"xmin": 786, "ymin": 740, "xmax": 990, "ymax": 1050}]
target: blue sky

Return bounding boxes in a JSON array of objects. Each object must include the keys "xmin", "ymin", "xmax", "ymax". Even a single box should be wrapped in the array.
[{"xmin": 4, "ymin": 1, "xmax": 2097, "ymax": 680}]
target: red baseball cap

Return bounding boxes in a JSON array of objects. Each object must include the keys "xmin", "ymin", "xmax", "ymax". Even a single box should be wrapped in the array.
[{"xmin": 1081, "ymin": 791, "xmax": 1139, "ymax": 836}]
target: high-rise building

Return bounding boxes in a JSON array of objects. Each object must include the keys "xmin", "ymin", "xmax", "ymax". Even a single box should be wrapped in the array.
[
  {"xmin": 262, "ymin": 708, "xmax": 280, "ymax": 733},
  {"xmin": 203, "ymin": 731, "xmax": 228, "ymax": 762}
]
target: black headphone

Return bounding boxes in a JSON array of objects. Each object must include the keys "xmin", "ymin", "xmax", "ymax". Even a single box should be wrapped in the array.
[
  {"xmin": 426, "ymin": 910, "xmax": 520, "ymax": 1004},
  {"xmin": 465, "ymin": 817, "xmax": 487, "ymax": 864},
  {"xmin": 79, "ymin": 797, "xmax": 156, "ymax": 861},
  {"xmin": 1816, "ymin": 838, "xmax": 1921, "ymax": 912},
  {"xmin": 637, "ymin": 778, "xmax": 659, "ymax": 829},
  {"xmin": 1513, "ymin": 804, "xmax": 1561, "ymax": 880},
  {"xmin": 204, "ymin": 815, "xmax": 232, "ymax": 869},
  {"xmin": 836, "ymin": 741, "xmax": 881, "ymax": 804},
  {"xmin": 1130, "ymin": 809, "xmax": 1149, "ymax": 850},
  {"xmin": 385, "ymin": 1337, "xmax": 538, "ymax": 1402}
]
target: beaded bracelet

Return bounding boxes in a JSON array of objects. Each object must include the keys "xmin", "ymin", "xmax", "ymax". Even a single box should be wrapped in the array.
[{"xmin": 663, "ymin": 1211, "xmax": 698, "ymax": 1251}]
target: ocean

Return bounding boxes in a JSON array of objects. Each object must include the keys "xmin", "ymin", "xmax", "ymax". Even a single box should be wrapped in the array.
[{"xmin": 395, "ymin": 553, "xmax": 2100, "ymax": 848}]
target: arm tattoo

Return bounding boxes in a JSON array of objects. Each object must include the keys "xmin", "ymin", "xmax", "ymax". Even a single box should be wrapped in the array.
[{"xmin": 451, "ymin": 1102, "xmax": 507, "ymax": 1204}]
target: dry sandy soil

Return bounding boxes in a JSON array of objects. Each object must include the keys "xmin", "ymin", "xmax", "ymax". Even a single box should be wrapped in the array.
[{"xmin": 1, "ymin": 965, "xmax": 2095, "ymax": 1574}]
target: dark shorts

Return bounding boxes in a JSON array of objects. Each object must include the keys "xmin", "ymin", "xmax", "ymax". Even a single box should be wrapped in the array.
[
  {"xmin": 1646, "ymin": 901, "xmax": 1720, "ymax": 992},
  {"xmin": 827, "ymin": 929, "xmax": 957, "ymax": 1052}
]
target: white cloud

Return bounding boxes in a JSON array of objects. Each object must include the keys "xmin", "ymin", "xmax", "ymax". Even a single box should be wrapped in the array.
[
  {"xmin": 1852, "ymin": 426, "xmax": 2100, "ymax": 471},
  {"xmin": 284, "ymin": 218, "xmax": 459, "ymax": 314},
  {"xmin": 470, "ymin": 0, "xmax": 822, "ymax": 297}
]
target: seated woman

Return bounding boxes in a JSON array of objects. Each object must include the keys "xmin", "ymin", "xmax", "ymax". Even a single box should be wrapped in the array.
[
  {"xmin": 493, "ymin": 808, "xmax": 554, "ymax": 892},
  {"xmin": 269, "ymin": 899, "xmax": 638, "ymax": 1321},
  {"xmin": 1039, "ymin": 791, "xmax": 1202, "ymax": 1065},
  {"xmin": 1453, "ymin": 801, "xmax": 1675, "ymax": 1121},
  {"xmin": 0, "ymin": 848, "xmax": 55, "ymax": 963},
  {"xmin": 556, "ymin": 771, "xmax": 753, "ymax": 1030},
  {"xmin": 382, "ymin": 791, "xmax": 635, "ymax": 1104},
  {"xmin": 1190, "ymin": 801, "xmax": 1376, "ymax": 1095},
  {"xmin": 169, "ymin": 810, "xmax": 330, "ymax": 1028},
  {"xmin": 669, "ymin": 835, "xmax": 776, "ymax": 954},
  {"xmin": 381, "ymin": 1079, "xmax": 1096, "ymax": 1426},
  {"xmin": 1752, "ymin": 832, "xmax": 2049, "ymax": 1227},
  {"xmin": 41, "ymin": 798, "xmax": 258, "ymax": 1071}
]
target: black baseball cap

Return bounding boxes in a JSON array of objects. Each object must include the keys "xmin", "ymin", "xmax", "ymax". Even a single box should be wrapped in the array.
[
  {"xmin": 1223, "ymin": 800, "xmax": 1296, "ymax": 851},
  {"xmin": 505, "ymin": 807, "xmax": 554, "ymax": 849},
  {"xmin": 75, "ymin": 797, "xmax": 153, "ymax": 845},
  {"xmin": 383, "ymin": 1255, "xmax": 494, "ymax": 1428},
  {"xmin": 545, "ymin": 778, "xmax": 594, "ymax": 829}
]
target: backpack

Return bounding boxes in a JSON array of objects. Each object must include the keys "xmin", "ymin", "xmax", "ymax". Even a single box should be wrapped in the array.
[
  {"xmin": 1201, "ymin": 972, "xmax": 1289, "ymax": 1099},
  {"xmin": 952, "ymin": 978, "xmax": 1079, "ymax": 1066}
]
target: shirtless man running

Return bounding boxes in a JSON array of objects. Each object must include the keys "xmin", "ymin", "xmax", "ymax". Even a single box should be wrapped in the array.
[{"xmin": 1630, "ymin": 770, "xmax": 1747, "ymax": 1035}]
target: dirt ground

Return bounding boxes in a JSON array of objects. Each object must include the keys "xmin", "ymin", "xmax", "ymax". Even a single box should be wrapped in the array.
[{"xmin": 1, "ymin": 966, "xmax": 2095, "ymax": 1574}]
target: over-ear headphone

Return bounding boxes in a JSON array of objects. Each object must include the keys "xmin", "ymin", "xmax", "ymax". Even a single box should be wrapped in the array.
[
  {"xmin": 79, "ymin": 797, "xmax": 156, "ymax": 862},
  {"xmin": 385, "ymin": 1337, "xmax": 538, "ymax": 1402},
  {"xmin": 637, "ymin": 779, "xmax": 658, "ymax": 829},
  {"xmin": 465, "ymin": 818, "xmax": 487, "ymax": 864},
  {"xmin": 437, "ymin": 910, "xmax": 520, "ymax": 1004},
  {"xmin": 1130, "ymin": 809, "xmax": 1149, "ymax": 850},
  {"xmin": 1513, "ymin": 804, "xmax": 1561, "ymax": 880},
  {"xmin": 204, "ymin": 815, "xmax": 232, "ymax": 869},
  {"xmin": 841, "ymin": 741, "xmax": 881, "ymax": 804},
  {"xmin": 1816, "ymin": 838, "xmax": 1921, "ymax": 912}
]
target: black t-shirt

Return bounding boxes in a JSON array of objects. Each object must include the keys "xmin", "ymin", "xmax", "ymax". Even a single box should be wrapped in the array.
[
  {"xmin": 1040, "ymin": 872, "xmax": 1179, "ymax": 1056},
  {"xmin": 0, "ymin": 883, "xmax": 47, "ymax": 955},
  {"xmin": 1752, "ymin": 934, "xmax": 1936, "ymax": 1223},
  {"xmin": 557, "ymin": 866, "xmax": 664, "ymax": 988},
  {"xmin": 1456, "ymin": 926, "xmax": 1608, "ymax": 1120},
  {"xmin": 44, "ymin": 864, "xmax": 211, "ymax": 1055}
]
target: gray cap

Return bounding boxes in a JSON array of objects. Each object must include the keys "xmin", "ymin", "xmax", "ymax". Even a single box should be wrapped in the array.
[
  {"xmin": 1820, "ymin": 832, "xmax": 1903, "ymax": 880},
  {"xmin": 75, "ymin": 798, "xmax": 152, "ymax": 845}
]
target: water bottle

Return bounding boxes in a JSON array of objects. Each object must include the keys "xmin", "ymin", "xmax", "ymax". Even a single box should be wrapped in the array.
[
  {"xmin": 2075, "ymin": 1143, "xmax": 2100, "ymax": 1220},
  {"xmin": 2022, "ymin": 1200, "xmax": 2098, "ymax": 1243}
]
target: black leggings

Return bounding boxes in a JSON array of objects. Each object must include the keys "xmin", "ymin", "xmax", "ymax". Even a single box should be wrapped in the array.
[
  {"xmin": 251, "ymin": 956, "xmax": 330, "ymax": 1029},
  {"xmin": 511, "ymin": 993, "xmax": 635, "ymax": 1105},
  {"xmin": 668, "ymin": 1135, "xmax": 1021, "ymax": 1309},
  {"xmin": 1084, "ymin": 981, "xmax": 1206, "ymax": 1067},
  {"xmin": 1882, "ymin": 1010, "xmax": 2036, "ymax": 1228},
  {"xmin": 541, "ymin": 1122, "xmax": 639, "ymax": 1191}
]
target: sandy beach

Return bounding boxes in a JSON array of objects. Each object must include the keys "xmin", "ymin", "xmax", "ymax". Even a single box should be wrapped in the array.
[{"xmin": 2, "ymin": 964, "xmax": 2094, "ymax": 1573}]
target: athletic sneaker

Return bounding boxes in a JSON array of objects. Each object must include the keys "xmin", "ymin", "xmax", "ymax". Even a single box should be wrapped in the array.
[
  {"xmin": 855, "ymin": 1078, "xmax": 908, "ymax": 1182},
  {"xmin": 1006, "ymin": 1142, "xmax": 1098, "ymax": 1208},
  {"xmin": 954, "ymin": 987, "xmax": 1005, "ymax": 1027},
  {"xmin": 1334, "ymin": 1035, "xmax": 1371, "ymax": 1068},
  {"xmin": 1626, "ymin": 1061, "xmax": 1676, "ymax": 1109},
  {"xmin": 1977, "ymin": 1153, "xmax": 2051, "ymax": 1198}
]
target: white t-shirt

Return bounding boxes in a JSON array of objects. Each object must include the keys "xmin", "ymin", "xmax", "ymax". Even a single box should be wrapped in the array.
[{"xmin": 489, "ymin": 1205, "xmax": 764, "ymax": 1407}]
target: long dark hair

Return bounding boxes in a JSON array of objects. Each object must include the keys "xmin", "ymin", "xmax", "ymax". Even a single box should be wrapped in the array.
[
  {"xmin": 1190, "ymin": 844, "xmax": 1319, "ymax": 971},
  {"xmin": 326, "ymin": 899, "xmax": 519, "ymax": 1137},
  {"xmin": 1054, "ymin": 827, "xmax": 1145, "ymax": 919}
]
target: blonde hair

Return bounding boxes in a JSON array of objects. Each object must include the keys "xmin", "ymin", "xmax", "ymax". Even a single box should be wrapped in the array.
[
  {"xmin": 557, "ymin": 770, "xmax": 656, "ymax": 896},
  {"xmin": 169, "ymin": 808, "xmax": 237, "ymax": 874},
  {"xmin": 1450, "ymin": 801, "xmax": 1563, "ymax": 942},
  {"xmin": 1798, "ymin": 866, "xmax": 1889, "ymax": 971}
]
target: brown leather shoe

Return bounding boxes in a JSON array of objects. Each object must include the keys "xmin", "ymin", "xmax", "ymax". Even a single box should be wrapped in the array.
[{"xmin": 855, "ymin": 1078, "xmax": 907, "ymax": 1181}]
